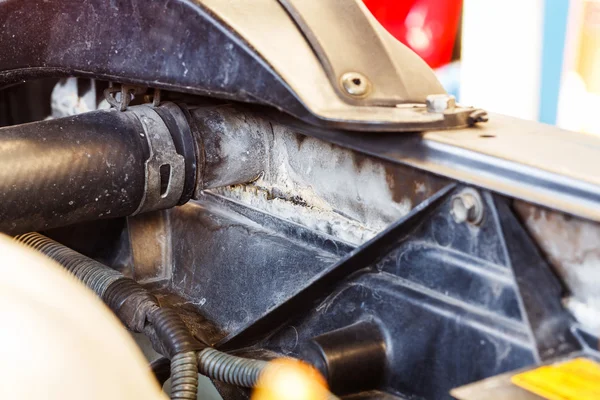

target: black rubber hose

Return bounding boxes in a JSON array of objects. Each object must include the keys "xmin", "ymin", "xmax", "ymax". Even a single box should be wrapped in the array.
[
  {"xmin": 0, "ymin": 109, "xmax": 149, "ymax": 235},
  {"xmin": 0, "ymin": 103, "xmax": 198, "ymax": 235}
]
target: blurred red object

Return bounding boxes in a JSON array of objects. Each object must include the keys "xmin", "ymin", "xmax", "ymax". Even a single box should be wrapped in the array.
[{"xmin": 363, "ymin": 0, "xmax": 462, "ymax": 69}]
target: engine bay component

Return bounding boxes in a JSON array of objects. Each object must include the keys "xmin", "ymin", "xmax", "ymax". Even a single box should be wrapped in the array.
[
  {"xmin": 14, "ymin": 232, "xmax": 340, "ymax": 400},
  {"xmin": 197, "ymin": 348, "xmax": 267, "ymax": 389},
  {"xmin": 15, "ymin": 233, "xmax": 201, "ymax": 399},
  {"xmin": 1, "ymin": 91, "xmax": 599, "ymax": 399},
  {"xmin": 1, "ymin": 92, "xmax": 599, "ymax": 399},
  {"xmin": 0, "ymin": 0, "xmax": 483, "ymax": 131},
  {"xmin": 1, "ymin": 1, "xmax": 600, "ymax": 399},
  {"xmin": 0, "ymin": 103, "xmax": 195, "ymax": 235},
  {"xmin": 129, "ymin": 104, "xmax": 190, "ymax": 215},
  {"xmin": 0, "ymin": 233, "xmax": 166, "ymax": 400},
  {"xmin": 299, "ymin": 321, "xmax": 387, "ymax": 395}
]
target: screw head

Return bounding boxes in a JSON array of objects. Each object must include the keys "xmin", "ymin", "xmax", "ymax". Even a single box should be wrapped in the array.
[
  {"xmin": 426, "ymin": 94, "xmax": 456, "ymax": 113},
  {"xmin": 450, "ymin": 189, "xmax": 484, "ymax": 225},
  {"xmin": 341, "ymin": 72, "xmax": 370, "ymax": 97}
]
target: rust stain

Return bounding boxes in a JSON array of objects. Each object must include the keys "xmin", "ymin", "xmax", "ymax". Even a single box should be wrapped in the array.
[
  {"xmin": 383, "ymin": 162, "xmax": 448, "ymax": 204},
  {"xmin": 351, "ymin": 152, "xmax": 372, "ymax": 171},
  {"xmin": 294, "ymin": 133, "xmax": 308, "ymax": 148}
]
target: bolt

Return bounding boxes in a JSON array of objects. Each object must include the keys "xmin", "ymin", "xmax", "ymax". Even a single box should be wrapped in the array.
[
  {"xmin": 341, "ymin": 72, "xmax": 370, "ymax": 97},
  {"xmin": 450, "ymin": 189, "xmax": 484, "ymax": 225},
  {"xmin": 426, "ymin": 94, "xmax": 456, "ymax": 113}
]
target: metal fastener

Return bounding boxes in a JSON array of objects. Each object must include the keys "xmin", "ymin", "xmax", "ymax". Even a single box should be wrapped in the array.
[
  {"xmin": 450, "ymin": 188, "xmax": 484, "ymax": 225},
  {"xmin": 341, "ymin": 72, "xmax": 371, "ymax": 97},
  {"xmin": 426, "ymin": 94, "xmax": 456, "ymax": 113}
]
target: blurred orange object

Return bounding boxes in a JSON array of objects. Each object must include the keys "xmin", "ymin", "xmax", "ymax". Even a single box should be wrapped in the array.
[
  {"xmin": 363, "ymin": 0, "xmax": 462, "ymax": 68},
  {"xmin": 252, "ymin": 358, "xmax": 331, "ymax": 400}
]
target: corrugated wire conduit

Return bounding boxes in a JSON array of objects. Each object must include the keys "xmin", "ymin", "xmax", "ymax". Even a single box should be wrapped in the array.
[
  {"xmin": 15, "ymin": 233, "xmax": 198, "ymax": 400},
  {"xmin": 5, "ymin": 103, "xmax": 338, "ymax": 397},
  {"xmin": 14, "ymin": 233, "xmax": 270, "ymax": 397}
]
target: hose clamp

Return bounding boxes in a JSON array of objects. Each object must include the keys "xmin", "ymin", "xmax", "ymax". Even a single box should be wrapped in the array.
[{"xmin": 129, "ymin": 105, "xmax": 186, "ymax": 215}]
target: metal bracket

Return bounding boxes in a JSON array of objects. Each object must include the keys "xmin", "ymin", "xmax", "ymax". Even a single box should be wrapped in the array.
[
  {"xmin": 129, "ymin": 105, "xmax": 186, "ymax": 215},
  {"xmin": 103, "ymin": 83, "xmax": 147, "ymax": 111},
  {"xmin": 277, "ymin": 0, "xmax": 407, "ymax": 106},
  {"xmin": 152, "ymin": 88, "xmax": 161, "ymax": 107}
]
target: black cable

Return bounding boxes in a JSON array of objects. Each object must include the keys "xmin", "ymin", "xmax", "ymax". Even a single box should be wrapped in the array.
[{"xmin": 14, "ymin": 233, "xmax": 200, "ymax": 400}]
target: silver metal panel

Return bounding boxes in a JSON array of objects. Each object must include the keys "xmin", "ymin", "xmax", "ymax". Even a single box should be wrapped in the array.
[
  {"xmin": 198, "ymin": 0, "xmax": 459, "ymax": 130},
  {"xmin": 277, "ymin": 0, "xmax": 410, "ymax": 105},
  {"xmin": 425, "ymin": 115, "xmax": 600, "ymax": 187},
  {"xmin": 418, "ymin": 114, "xmax": 600, "ymax": 220}
]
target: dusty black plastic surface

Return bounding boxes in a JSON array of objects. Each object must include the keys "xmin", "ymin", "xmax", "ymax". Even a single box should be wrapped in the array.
[
  {"xmin": 254, "ymin": 187, "xmax": 583, "ymax": 399},
  {"xmin": 166, "ymin": 185, "xmax": 586, "ymax": 399},
  {"xmin": 51, "ymin": 184, "xmax": 598, "ymax": 399},
  {"xmin": 0, "ymin": 0, "xmax": 307, "ymax": 123}
]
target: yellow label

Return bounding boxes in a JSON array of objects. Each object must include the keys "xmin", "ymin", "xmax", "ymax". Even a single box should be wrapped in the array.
[{"xmin": 511, "ymin": 358, "xmax": 600, "ymax": 400}]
